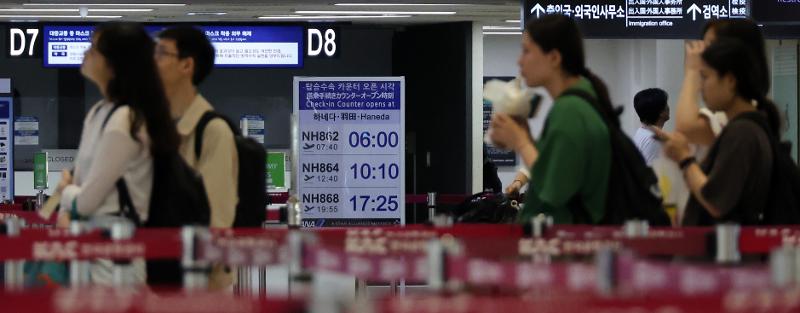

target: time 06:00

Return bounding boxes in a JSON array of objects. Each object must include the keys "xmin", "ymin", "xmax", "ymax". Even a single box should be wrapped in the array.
[{"xmin": 348, "ymin": 131, "xmax": 399, "ymax": 148}]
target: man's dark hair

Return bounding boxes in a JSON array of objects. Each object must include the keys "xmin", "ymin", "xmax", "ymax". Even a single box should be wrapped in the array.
[
  {"xmin": 633, "ymin": 88, "xmax": 668, "ymax": 125},
  {"xmin": 158, "ymin": 26, "xmax": 215, "ymax": 85}
]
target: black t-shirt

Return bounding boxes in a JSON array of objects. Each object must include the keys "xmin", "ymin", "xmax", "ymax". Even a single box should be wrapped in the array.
[{"xmin": 683, "ymin": 112, "xmax": 773, "ymax": 226}]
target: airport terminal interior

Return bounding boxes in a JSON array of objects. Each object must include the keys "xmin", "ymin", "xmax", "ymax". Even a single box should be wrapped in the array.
[{"xmin": 0, "ymin": 0, "xmax": 800, "ymax": 312}]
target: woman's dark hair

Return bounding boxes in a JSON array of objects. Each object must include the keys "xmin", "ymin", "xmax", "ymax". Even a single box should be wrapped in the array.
[
  {"xmin": 524, "ymin": 15, "xmax": 618, "ymax": 127},
  {"xmin": 94, "ymin": 22, "xmax": 178, "ymax": 156},
  {"xmin": 703, "ymin": 19, "xmax": 770, "ymax": 96},
  {"xmin": 702, "ymin": 38, "xmax": 782, "ymax": 136}
]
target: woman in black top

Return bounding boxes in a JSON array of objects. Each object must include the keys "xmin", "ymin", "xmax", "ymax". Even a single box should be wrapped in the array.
[{"xmin": 656, "ymin": 38, "xmax": 781, "ymax": 226}]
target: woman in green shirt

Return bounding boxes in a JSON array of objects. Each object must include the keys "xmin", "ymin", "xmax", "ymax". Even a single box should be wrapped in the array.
[{"xmin": 490, "ymin": 15, "xmax": 614, "ymax": 224}]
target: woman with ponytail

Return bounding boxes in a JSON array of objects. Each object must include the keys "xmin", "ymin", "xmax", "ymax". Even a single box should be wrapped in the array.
[
  {"xmin": 675, "ymin": 19, "xmax": 769, "ymax": 147},
  {"xmin": 490, "ymin": 15, "xmax": 613, "ymax": 224},
  {"xmin": 657, "ymin": 38, "xmax": 777, "ymax": 225},
  {"xmin": 55, "ymin": 23, "xmax": 178, "ymax": 284}
]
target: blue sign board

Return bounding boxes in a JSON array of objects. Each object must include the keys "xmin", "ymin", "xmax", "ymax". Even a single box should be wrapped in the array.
[
  {"xmin": 240, "ymin": 114, "xmax": 265, "ymax": 144},
  {"xmin": 294, "ymin": 77, "xmax": 406, "ymax": 227},
  {"xmin": 0, "ymin": 98, "xmax": 14, "ymax": 201},
  {"xmin": 42, "ymin": 25, "xmax": 93, "ymax": 68},
  {"xmin": 44, "ymin": 25, "xmax": 303, "ymax": 68},
  {"xmin": 14, "ymin": 116, "xmax": 39, "ymax": 146}
]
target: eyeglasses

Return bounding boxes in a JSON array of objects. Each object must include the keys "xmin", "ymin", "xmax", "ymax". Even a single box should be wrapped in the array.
[{"xmin": 154, "ymin": 48, "xmax": 180, "ymax": 59}]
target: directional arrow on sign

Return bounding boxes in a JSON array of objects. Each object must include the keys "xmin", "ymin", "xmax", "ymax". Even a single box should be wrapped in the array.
[
  {"xmin": 530, "ymin": 3, "xmax": 545, "ymax": 18},
  {"xmin": 687, "ymin": 3, "xmax": 702, "ymax": 21}
]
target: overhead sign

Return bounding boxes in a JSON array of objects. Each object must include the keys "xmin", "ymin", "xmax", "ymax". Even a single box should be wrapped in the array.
[
  {"xmin": 44, "ymin": 25, "xmax": 304, "ymax": 68},
  {"xmin": 522, "ymin": 1, "xmax": 749, "ymax": 38},
  {"xmin": 42, "ymin": 25, "xmax": 93, "ymax": 67},
  {"xmin": 307, "ymin": 28, "xmax": 338, "ymax": 58},
  {"xmin": 7, "ymin": 26, "xmax": 42, "ymax": 58},
  {"xmin": 198, "ymin": 26, "xmax": 303, "ymax": 68},
  {"xmin": 752, "ymin": 0, "xmax": 800, "ymax": 24},
  {"xmin": 294, "ymin": 77, "xmax": 406, "ymax": 227}
]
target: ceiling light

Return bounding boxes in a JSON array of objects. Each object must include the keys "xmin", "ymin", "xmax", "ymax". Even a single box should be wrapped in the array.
[
  {"xmin": 505, "ymin": 19, "xmax": 520, "ymax": 23},
  {"xmin": 335, "ymin": 3, "xmax": 471, "ymax": 5},
  {"xmin": 188, "ymin": 12, "xmax": 227, "ymax": 16},
  {"xmin": 0, "ymin": 14, "xmax": 122, "ymax": 18},
  {"xmin": 295, "ymin": 10, "xmax": 456, "ymax": 15},
  {"xmin": 0, "ymin": 8, "xmax": 152, "ymax": 12},
  {"xmin": 89, "ymin": 9, "xmax": 153, "ymax": 12},
  {"xmin": 0, "ymin": 8, "xmax": 74, "ymax": 12},
  {"xmin": 483, "ymin": 31, "xmax": 521, "ymax": 35},
  {"xmin": 23, "ymin": 3, "xmax": 185, "ymax": 6},
  {"xmin": 482, "ymin": 26, "xmax": 521, "ymax": 30},
  {"xmin": 259, "ymin": 15, "xmax": 412, "ymax": 20}
]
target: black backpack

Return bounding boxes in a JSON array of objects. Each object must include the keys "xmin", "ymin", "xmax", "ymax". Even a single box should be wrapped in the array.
[
  {"xmin": 195, "ymin": 111, "xmax": 267, "ymax": 228},
  {"xmin": 100, "ymin": 104, "xmax": 211, "ymax": 228},
  {"xmin": 559, "ymin": 89, "xmax": 671, "ymax": 226},
  {"xmin": 101, "ymin": 104, "xmax": 211, "ymax": 286},
  {"xmin": 738, "ymin": 113, "xmax": 800, "ymax": 225}
]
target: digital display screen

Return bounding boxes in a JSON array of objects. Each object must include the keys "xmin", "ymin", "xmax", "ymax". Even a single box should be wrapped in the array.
[
  {"xmin": 42, "ymin": 25, "xmax": 93, "ymax": 67},
  {"xmin": 44, "ymin": 25, "xmax": 304, "ymax": 68}
]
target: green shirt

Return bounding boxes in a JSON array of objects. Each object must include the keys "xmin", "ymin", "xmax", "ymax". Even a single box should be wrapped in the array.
[{"xmin": 519, "ymin": 77, "xmax": 611, "ymax": 224}]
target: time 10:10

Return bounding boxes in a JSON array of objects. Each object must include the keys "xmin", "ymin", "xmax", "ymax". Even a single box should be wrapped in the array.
[{"xmin": 350, "ymin": 163, "xmax": 399, "ymax": 180}]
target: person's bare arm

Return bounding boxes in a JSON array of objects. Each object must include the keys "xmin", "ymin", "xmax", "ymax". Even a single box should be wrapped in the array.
[{"xmin": 675, "ymin": 41, "xmax": 716, "ymax": 146}]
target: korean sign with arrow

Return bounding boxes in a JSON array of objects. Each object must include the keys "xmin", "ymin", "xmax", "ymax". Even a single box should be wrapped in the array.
[{"xmin": 522, "ymin": 0, "xmax": 749, "ymax": 38}]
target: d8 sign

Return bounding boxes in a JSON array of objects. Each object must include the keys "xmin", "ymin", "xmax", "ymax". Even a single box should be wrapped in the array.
[
  {"xmin": 307, "ymin": 28, "xmax": 337, "ymax": 57},
  {"xmin": 294, "ymin": 77, "xmax": 405, "ymax": 227}
]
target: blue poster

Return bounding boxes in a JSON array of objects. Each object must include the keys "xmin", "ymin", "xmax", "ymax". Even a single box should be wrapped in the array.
[
  {"xmin": 0, "ymin": 97, "xmax": 14, "ymax": 201},
  {"xmin": 294, "ymin": 78, "xmax": 405, "ymax": 227},
  {"xmin": 14, "ymin": 116, "xmax": 39, "ymax": 146},
  {"xmin": 240, "ymin": 114, "xmax": 265, "ymax": 144}
]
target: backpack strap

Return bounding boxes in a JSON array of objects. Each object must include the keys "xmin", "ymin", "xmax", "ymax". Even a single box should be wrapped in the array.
[
  {"xmin": 194, "ymin": 111, "xmax": 239, "ymax": 159},
  {"xmin": 100, "ymin": 103, "xmax": 122, "ymax": 130},
  {"xmin": 99, "ymin": 104, "xmax": 141, "ymax": 225},
  {"xmin": 115, "ymin": 179, "xmax": 141, "ymax": 225}
]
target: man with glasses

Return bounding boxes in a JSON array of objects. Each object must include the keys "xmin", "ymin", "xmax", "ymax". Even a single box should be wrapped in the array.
[{"xmin": 155, "ymin": 26, "xmax": 238, "ymax": 289}]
